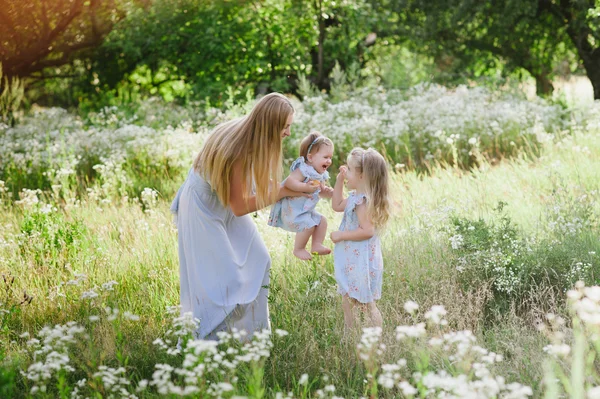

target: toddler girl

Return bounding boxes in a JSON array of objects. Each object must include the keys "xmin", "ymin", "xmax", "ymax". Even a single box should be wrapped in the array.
[
  {"xmin": 269, "ymin": 132, "xmax": 334, "ymax": 260},
  {"xmin": 330, "ymin": 147, "xmax": 391, "ymax": 329}
]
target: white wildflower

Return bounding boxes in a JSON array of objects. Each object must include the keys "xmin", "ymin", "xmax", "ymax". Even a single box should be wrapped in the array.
[
  {"xmin": 81, "ymin": 290, "xmax": 98, "ymax": 300},
  {"xmin": 299, "ymin": 373, "xmax": 309, "ymax": 385},
  {"xmin": 403, "ymin": 300, "xmax": 419, "ymax": 314},
  {"xmin": 425, "ymin": 305, "xmax": 448, "ymax": 325}
]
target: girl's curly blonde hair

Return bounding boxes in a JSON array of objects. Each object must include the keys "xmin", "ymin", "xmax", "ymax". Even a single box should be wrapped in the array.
[{"xmin": 347, "ymin": 147, "xmax": 391, "ymax": 229}]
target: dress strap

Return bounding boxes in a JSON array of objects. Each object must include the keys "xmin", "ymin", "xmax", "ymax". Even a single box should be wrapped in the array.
[
  {"xmin": 290, "ymin": 157, "xmax": 305, "ymax": 172},
  {"xmin": 347, "ymin": 192, "xmax": 367, "ymax": 212},
  {"xmin": 290, "ymin": 156, "xmax": 329, "ymax": 181}
]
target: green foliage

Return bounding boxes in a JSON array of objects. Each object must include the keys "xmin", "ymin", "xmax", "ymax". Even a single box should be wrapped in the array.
[
  {"xmin": 0, "ymin": 63, "xmax": 24, "ymax": 126},
  {"xmin": 19, "ymin": 210, "xmax": 88, "ymax": 268},
  {"xmin": 0, "ymin": 354, "xmax": 17, "ymax": 399},
  {"xmin": 389, "ymin": 0, "xmax": 570, "ymax": 94},
  {"xmin": 6, "ymin": 0, "xmax": 600, "ymax": 108},
  {"xmin": 389, "ymin": 0, "xmax": 600, "ymax": 98},
  {"xmin": 449, "ymin": 197, "xmax": 600, "ymax": 317},
  {"xmin": 63, "ymin": 0, "xmax": 382, "ymax": 107},
  {"xmin": 367, "ymin": 44, "xmax": 437, "ymax": 90},
  {"xmin": 450, "ymin": 202, "xmax": 529, "ymax": 297},
  {"xmin": 0, "ymin": 0, "xmax": 135, "ymax": 79}
]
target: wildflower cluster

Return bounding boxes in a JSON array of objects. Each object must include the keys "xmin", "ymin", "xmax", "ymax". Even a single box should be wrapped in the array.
[
  {"xmin": 546, "ymin": 186, "xmax": 597, "ymax": 237},
  {"xmin": 0, "ymin": 84, "xmax": 574, "ymax": 205},
  {"xmin": 541, "ymin": 282, "xmax": 600, "ymax": 397},
  {"xmin": 22, "ymin": 322, "xmax": 87, "ymax": 395},
  {"xmin": 292, "ymin": 84, "xmax": 565, "ymax": 169},
  {"xmin": 362, "ymin": 302, "xmax": 533, "ymax": 398},
  {"xmin": 448, "ymin": 209, "xmax": 530, "ymax": 295},
  {"xmin": 0, "ymin": 107, "xmax": 208, "ymax": 201}
]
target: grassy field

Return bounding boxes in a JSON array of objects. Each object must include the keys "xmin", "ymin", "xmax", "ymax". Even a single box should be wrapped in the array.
[{"xmin": 1, "ymin": 91, "xmax": 600, "ymax": 398}]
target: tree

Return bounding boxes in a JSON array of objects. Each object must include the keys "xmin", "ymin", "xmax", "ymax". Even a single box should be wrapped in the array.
[
  {"xmin": 385, "ymin": 0, "xmax": 600, "ymax": 98},
  {"xmin": 90, "ymin": 0, "xmax": 380, "ymax": 102},
  {"xmin": 0, "ymin": 63, "xmax": 24, "ymax": 126},
  {"xmin": 0, "ymin": 0, "xmax": 138, "ymax": 79},
  {"xmin": 539, "ymin": 0, "xmax": 600, "ymax": 99},
  {"xmin": 382, "ymin": 0, "xmax": 570, "ymax": 96},
  {"xmin": 295, "ymin": 0, "xmax": 377, "ymax": 90}
]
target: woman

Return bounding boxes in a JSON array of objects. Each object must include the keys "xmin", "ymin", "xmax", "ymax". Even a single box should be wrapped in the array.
[{"xmin": 170, "ymin": 93, "xmax": 317, "ymax": 339}]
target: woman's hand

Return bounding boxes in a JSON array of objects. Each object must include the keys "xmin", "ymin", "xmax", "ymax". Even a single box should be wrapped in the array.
[
  {"xmin": 302, "ymin": 181, "xmax": 321, "ymax": 194},
  {"xmin": 330, "ymin": 231, "xmax": 344, "ymax": 243},
  {"xmin": 278, "ymin": 185, "xmax": 313, "ymax": 200}
]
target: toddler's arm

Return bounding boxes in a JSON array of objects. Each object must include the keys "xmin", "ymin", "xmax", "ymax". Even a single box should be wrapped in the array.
[
  {"xmin": 330, "ymin": 204, "xmax": 375, "ymax": 242},
  {"xmin": 331, "ymin": 166, "xmax": 347, "ymax": 212},
  {"xmin": 284, "ymin": 169, "xmax": 318, "ymax": 194}
]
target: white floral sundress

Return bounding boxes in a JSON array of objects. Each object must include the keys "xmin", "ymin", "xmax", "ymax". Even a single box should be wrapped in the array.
[{"xmin": 334, "ymin": 192, "xmax": 383, "ymax": 303}]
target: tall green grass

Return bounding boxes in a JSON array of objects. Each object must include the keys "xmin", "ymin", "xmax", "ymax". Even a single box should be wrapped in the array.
[{"xmin": 1, "ymin": 116, "xmax": 599, "ymax": 396}]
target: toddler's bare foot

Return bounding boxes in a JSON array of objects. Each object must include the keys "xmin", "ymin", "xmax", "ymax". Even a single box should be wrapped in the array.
[
  {"xmin": 293, "ymin": 249, "xmax": 312, "ymax": 260},
  {"xmin": 311, "ymin": 244, "xmax": 331, "ymax": 255}
]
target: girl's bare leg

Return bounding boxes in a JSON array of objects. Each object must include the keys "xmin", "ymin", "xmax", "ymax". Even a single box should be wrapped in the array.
[
  {"xmin": 342, "ymin": 295, "xmax": 357, "ymax": 330},
  {"xmin": 311, "ymin": 217, "xmax": 331, "ymax": 255},
  {"xmin": 294, "ymin": 227, "xmax": 315, "ymax": 260},
  {"xmin": 366, "ymin": 302, "xmax": 383, "ymax": 328}
]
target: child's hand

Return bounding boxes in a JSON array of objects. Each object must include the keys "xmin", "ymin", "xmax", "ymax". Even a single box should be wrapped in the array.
[
  {"xmin": 330, "ymin": 231, "xmax": 343, "ymax": 243},
  {"xmin": 320, "ymin": 185, "xmax": 334, "ymax": 198},
  {"xmin": 337, "ymin": 165, "xmax": 348, "ymax": 180}
]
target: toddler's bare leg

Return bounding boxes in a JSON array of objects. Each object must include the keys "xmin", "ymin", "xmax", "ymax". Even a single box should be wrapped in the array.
[
  {"xmin": 311, "ymin": 216, "xmax": 331, "ymax": 255},
  {"xmin": 293, "ymin": 227, "xmax": 315, "ymax": 260}
]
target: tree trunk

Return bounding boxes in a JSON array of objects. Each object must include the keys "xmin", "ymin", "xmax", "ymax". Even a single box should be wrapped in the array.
[
  {"xmin": 318, "ymin": 22, "xmax": 325, "ymax": 87},
  {"xmin": 581, "ymin": 54, "xmax": 600, "ymax": 100},
  {"xmin": 534, "ymin": 71, "xmax": 554, "ymax": 97},
  {"xmin": 314, "ymin": 0, "xmax": 325, "ymax": 89},
  {"xmin": 563, "ymin": 21, "xmax": 600, "ymax": 100}
]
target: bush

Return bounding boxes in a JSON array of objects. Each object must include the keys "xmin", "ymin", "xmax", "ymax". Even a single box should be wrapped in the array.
[{"xmin": 448, "ymin": 198, "xmax": 600, "ymax": 317}]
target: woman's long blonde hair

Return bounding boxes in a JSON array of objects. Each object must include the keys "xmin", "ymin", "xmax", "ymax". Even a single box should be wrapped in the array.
[
  {"xmin": 194, "ymin": 93, "xmax": 294, "ymax": 209},
  {"xmin": 347, "ymin": 147, "xmax": 391, "ymax": 229}
]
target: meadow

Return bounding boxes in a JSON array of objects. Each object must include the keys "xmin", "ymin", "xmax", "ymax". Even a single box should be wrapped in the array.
[{"xmin": 1, "ymin": 85, "xmax": 600, "ymax": 398}]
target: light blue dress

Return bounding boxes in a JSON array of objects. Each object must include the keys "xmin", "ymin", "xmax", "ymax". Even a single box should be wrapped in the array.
[
  {"xmin": 334, "ymin": 192, "xmax": 383, "ymax": 304},
  {"xmin": 170, "ymin": 168, "xmax": 271, "ymax": 340},
  {"xmin": 268, "ymin": 157, "xmax": 329, "ymax": 232}
]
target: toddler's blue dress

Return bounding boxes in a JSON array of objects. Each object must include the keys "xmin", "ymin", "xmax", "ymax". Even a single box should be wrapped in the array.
[
  {"xmin": 334, "ymin": 192, "xmax": 383, "ymax": 303},
  {"xmin": 268, "ymin": 157, "xmax": 329, "ymax": 232}
]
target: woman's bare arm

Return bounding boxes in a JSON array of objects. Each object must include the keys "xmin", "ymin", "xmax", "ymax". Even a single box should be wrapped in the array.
[
  {"xmin": 284, "ymin": 169, "xmax": 315, "ymax": 192},
  {"xmin": 229, "ymin": 162, "xmax": 317, "ymax": 217}
]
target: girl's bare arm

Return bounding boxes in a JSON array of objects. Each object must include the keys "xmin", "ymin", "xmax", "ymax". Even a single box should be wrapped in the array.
[
  {"xmin": 330, "ymin": 203, "xmax": 375, "ymax": 242},
  {"xmin": 331, "ymin": 166, "xmax": 347, "ymax": 212}
]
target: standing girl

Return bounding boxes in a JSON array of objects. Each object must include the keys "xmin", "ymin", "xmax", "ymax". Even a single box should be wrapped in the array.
[
  {"xmin": 170, "ymin": 93, "xmax": 316, "ymax": 340},
  {"xmin": 268, "ymin": 132, "xmax": 334, "ymax": 260},
  {"xmin": 330, "ymin": 148, "xmax": 391, "ymax": 329}
]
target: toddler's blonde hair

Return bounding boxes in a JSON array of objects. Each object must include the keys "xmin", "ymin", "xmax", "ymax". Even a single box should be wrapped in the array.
[{"xmin": 299, "ymin": 131, "xmax": 333, "ymax": 159}]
